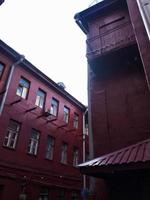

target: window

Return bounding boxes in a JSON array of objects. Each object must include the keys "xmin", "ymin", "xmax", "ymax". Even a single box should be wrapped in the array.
[
  {"xmin": 16, "ymin": 77, "xmax": 30, "ymax": 99},
  {"xmin": 60, "ymin": 143, "xmax": 68, "ymax": 164},
  {"xmin": 3, "ymin": 119, "xmax": 21, "ymax": 149},
  {"xmin": 63, "ymin": 106, "xmax": 70, "ymax": 123},
  {"xmin": 35, "ymin": 89, "xmax": 46, "ymax": 108},
  {"xmin": 39, "ymin": 187, "xmax": 49, "ymax": 200},
  {"xmin": 28, "ymin": 129, "xmax": 40, "ymax": 155},
  {"xmin": 57, "ymin": 189, "xmax": 65, "ymax": 200},
  {"xmin": 73, "ymin": 147, "xmax": 79, "ymax": 166},
  {"xmin": 72, "ymin": 192, "xmax": 78, "ymax": 200},
  {"xmin": 46, "ymin": 136, "xmax": 55, "ymax": 160},
  {"xmin": 73, "ymin": 113, "xmax": 79, "ymax": 129},
  {"xmin": 0, "ymin": 62, "xmax": 4, "ymax": 78},
  {"xmin": 50, "ymin": 98, "xmax": 59, "ymax": 116}
]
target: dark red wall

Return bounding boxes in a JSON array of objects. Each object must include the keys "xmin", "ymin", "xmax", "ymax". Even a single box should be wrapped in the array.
[
  {"xmin": 90, "ymin": 55, "xmax": 150, "ymax": 157},
  {"xmin": 87, "ymin": 0, "xmax": 150, "ymax": 158}
]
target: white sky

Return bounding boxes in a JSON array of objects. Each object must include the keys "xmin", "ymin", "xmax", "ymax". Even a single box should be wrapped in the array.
[{"xmin": 0, "ymin": 0, "xmax": 93, "ymax": 105}]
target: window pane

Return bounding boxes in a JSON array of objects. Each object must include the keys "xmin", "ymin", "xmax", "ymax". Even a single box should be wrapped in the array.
[
  {"xmin": 0, "ymin": 62, "xmax": 4, "ymax": 77},
  {"xmin": 50, "ymin": 98, "xmax": 59, "ymax": 116},
  {"xmin": 46, "ymin": 136, "xmax": 55, "ymax": 160},
  {"xmin": 35, "ymin": 89, "xmax": 45, "ymax": 108},
  {"xmin": 16, "ymin": 86, "xmax": 23, "ymax": 97},
  {"xmin": 73, "ymin": 113, "xmax": 79, "ymax": 129},
  {"xmin": 73, "ymin": 147, "xmax": 79, "ymax": 166},
  {"xmin": 28, "ymin": 129, "xmax": 40, "ymax": 155},
  {"xmin": 16, "ymin": 77, "xmax": 30, "ymax": 99},
  {"xmin": 39, "ymin": 187, "xmax": 49, "ymax": 200},
  {"xmin": 63, "ymin": 107, "xmax": 70, "ymax": 123},
  {"xmin": 3, "ymin": 119, "xmax": 20, "ymax": 149},
  {"xmin": 20, "ymin": 78, "xmax": 29, "ymax": 88},
  {"xmin": 61, "ymin": 143, "xmax": 68, "ymax": 164}
]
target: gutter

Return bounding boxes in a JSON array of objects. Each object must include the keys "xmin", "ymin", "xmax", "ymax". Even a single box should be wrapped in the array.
[
  {"xmin": 0, "ymin": 55, "xmax": 25, "ymax": 115},
  {"xmin": 74, "ymin": 14, "xmax": 89, "ymax": 34}
]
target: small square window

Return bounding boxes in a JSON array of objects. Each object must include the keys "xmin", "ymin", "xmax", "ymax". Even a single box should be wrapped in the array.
[
  {"xmin": 35, "ymin": 89, "xmax": 46, "ymax": 108},
  {"xmin": 16, "ymin": 77, "xmax": 30, "ymax": 99}
]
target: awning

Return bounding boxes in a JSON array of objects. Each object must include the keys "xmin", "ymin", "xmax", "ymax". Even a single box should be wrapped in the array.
[{"xmin": 78, "ymin": 138, "xmax": 150, "ymax": 178}]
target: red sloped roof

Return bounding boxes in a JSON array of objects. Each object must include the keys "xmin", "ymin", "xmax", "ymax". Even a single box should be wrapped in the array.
[{"xmin": 79, "ymin": 138, "xmax": 150, "ymax": 168}]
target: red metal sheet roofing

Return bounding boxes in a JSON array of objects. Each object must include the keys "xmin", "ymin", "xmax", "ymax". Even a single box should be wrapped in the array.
[{"xmin": 78, "ymin": 138, "xmax": 150, "ymax": 167}]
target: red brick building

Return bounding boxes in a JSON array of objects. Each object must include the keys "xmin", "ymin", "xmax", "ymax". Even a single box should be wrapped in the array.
[
  {"xmin": 75, "ymin": 0, "xmax": 150, "ymax": 199},
  {"xmin": 0, "ymin": 40, "xmax": 88, "ymax": 200}
]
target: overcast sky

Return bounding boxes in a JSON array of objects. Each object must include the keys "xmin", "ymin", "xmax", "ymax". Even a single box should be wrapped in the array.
[{"xmin": 0, "ymin": 0, "xmax": 95, "ymax": 105}]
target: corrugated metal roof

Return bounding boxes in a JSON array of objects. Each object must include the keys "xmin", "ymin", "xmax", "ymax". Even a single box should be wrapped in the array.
[{"xmin": 78, "ymin": 138, "xmax": 150, "ymax": 168}]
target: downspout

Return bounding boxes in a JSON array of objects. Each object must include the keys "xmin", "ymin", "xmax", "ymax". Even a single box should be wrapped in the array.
[
  {"xmin": 87, "ymin": 63, "xmax": 95, "ymax": 195},
  {"xmin": 0, "ymin": 55, "xmax": 25, "ymax": 115},
  {"xmin": 136, "ymin": 0, "xmax": 150, "ymax": 41},
  {"xmin": 82, "ymin": 107, "xmax": 88, "ymax": 189}
]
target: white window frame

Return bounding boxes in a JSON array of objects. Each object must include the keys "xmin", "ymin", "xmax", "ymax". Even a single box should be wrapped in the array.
[
  {"xmin": 50, "ymin": 98, "xmax": 59, "ymax": 116},
  {"xmin": 28, "ymin": 129, "xmax": 40, "ymax": 155},
  {"xmin": 3, "ymin": 120, "xmax": 20, "ymax": 149},
  {"xmin": 63, "ymin": 106, "xmax": 70, "ymax": 123},
  {"xmin": 16, "ymin": 77, "xmax": 30, "ymax": 99},
  {"xmin": 35, "ymin": 89, "xmax": 46, "ymax": 108},
  {"xmin": 45, "ymin": 136, "xmax": 55, "ymax": 160},
  {"xmin": 73, "ymin": 113, "xmax": 79, "ymax": 129}
]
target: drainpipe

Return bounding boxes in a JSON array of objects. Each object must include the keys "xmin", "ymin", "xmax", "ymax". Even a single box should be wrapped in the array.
[
  {"xmin": 87, "ymin": 63, "xmax": 96, "ymax": 196},
  {"xmin": 82, "ymin": 107, "xmax": 88, "ymax": 189},
  {"xmin": 0, "ymin": 55, "xmax": 25, "ymax": 115},
  {"xmin": 136, "ymin": 0, "xmax": 150, "ymax": 41}
]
